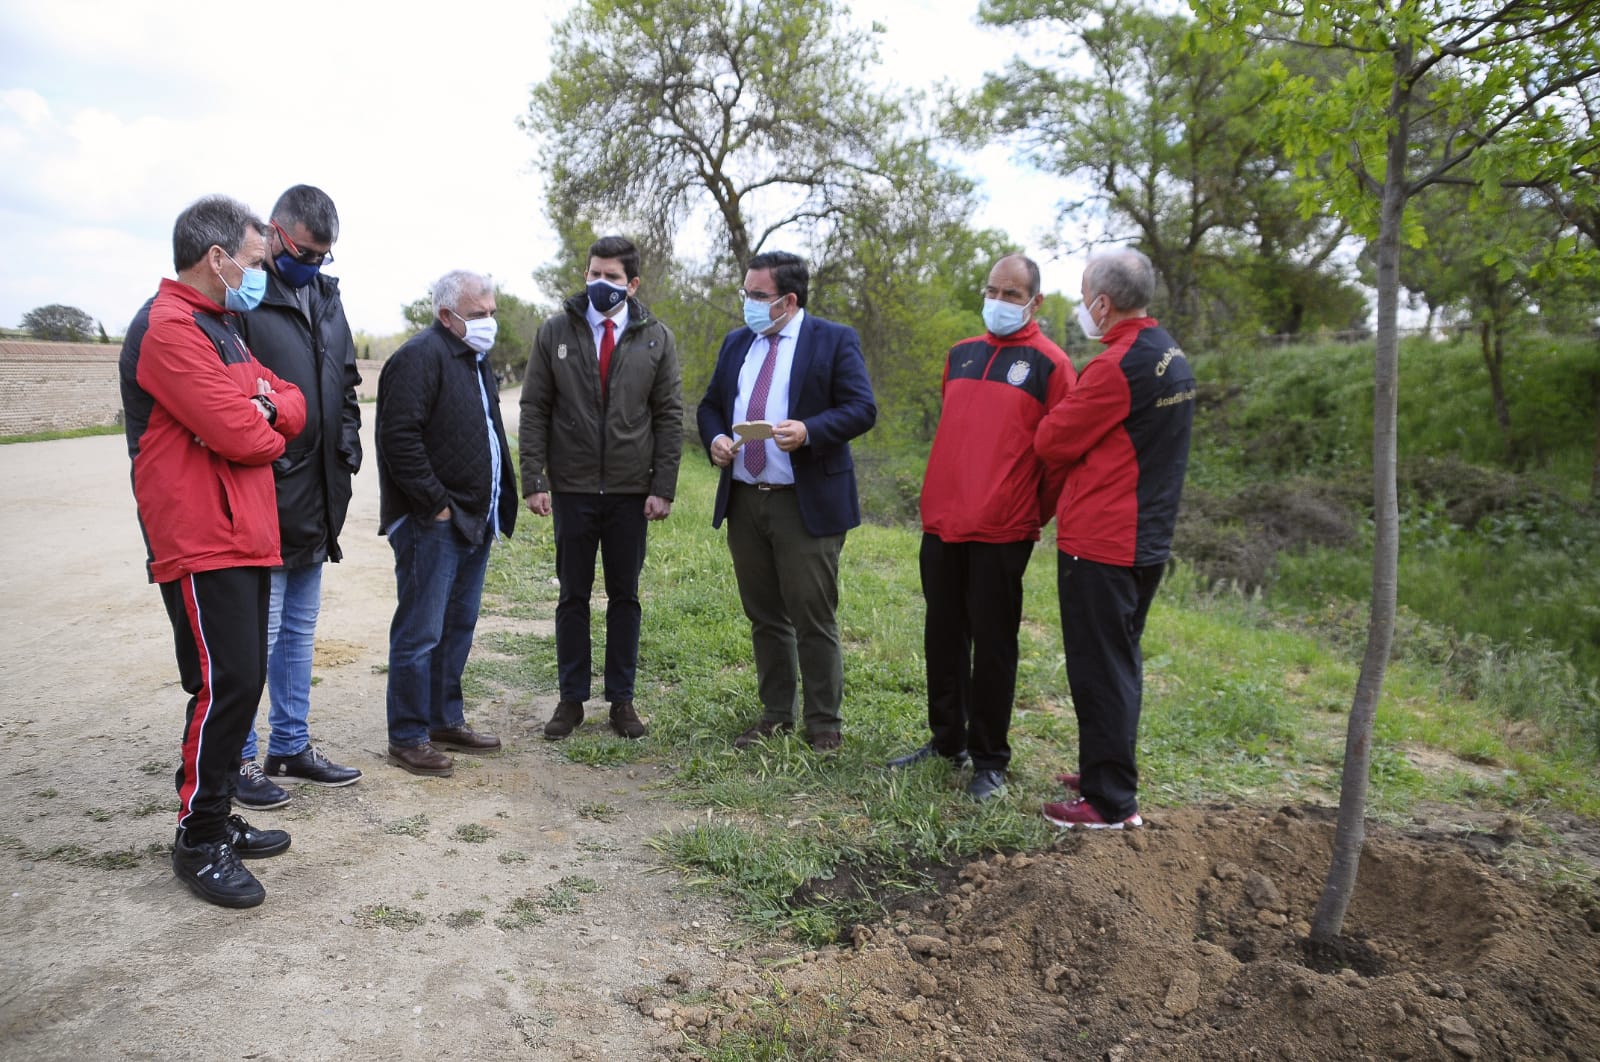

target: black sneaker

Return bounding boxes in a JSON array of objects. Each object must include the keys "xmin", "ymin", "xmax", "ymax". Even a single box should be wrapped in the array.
[
  {"xmin": 172, "ymin": 831, "xmax": 265, "ymax": 908},
  {"xmin": 967, "ymin": 769, "xmax": 1007, "ymax": 803},
  {"xmin": 264, "ymin": 745, "xmax": 362, "ymax": 787},
  {"xmin": 225, "ymin": 814, "xmax": 290, "ymax": 858},
  {"xmin": 235, "ymin": 760, "xmax": 290, "ymax": 810},
  {"xmin": 886, "ymin": 742, "xmax": 970, "ymax": 769}
]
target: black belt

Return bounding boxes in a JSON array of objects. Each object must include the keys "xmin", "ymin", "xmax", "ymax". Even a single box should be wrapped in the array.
[{"xmin": 737, "ymin": 481, "xmax": 794, "ymax": 492}]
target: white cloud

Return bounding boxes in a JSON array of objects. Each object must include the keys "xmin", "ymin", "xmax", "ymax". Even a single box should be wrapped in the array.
[{"xmin": 0, "ymin": 0, "xmax": 1080, "ymax": 336}]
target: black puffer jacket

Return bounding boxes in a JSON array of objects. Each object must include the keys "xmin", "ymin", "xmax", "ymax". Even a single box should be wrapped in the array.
[
  {"xmin": 240, "ymin": 271, "xmax": 362, "ymax": 565},
  {"xmin": 376, "ymin": 321, "xmax": 517, "ymax": 545}
]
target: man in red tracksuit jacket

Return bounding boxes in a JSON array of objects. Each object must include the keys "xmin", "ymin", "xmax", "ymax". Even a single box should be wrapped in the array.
[
  {"xmin": 1035, "ymin": 248, "xmax": 1195, "ymax": 830},
  {"xmin": 120, "ymin": 195, "xmax": 307, "ymax": 908},
  {"xmin": 888, "ymin": 254, "xmax": 1076, "ymax": 802}
]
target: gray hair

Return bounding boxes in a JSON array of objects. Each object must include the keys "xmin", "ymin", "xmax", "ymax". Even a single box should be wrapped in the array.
[
  {"xmin": 1083, "ymin": 248, "xmax": 1156, "ymax": 312},
  {"xmin": 172, "ymin": 195, "xmax": 267, "ymax": 272},
  {"xmin": 271, "ymin": 184, "xmax": 340, "ymax": 244},
  {"xmin": 431, "ymin": 270, "xmax": 494, "ymax": 315}
]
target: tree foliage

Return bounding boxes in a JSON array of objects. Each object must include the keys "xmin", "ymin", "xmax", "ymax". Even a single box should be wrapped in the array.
[
  {"xmin": 523, "ymin": 0, "xmax": 906, "ymax": 270},
  {"xmin": 1196, "ymin": 0, "xmax": 1600, "ymax": 942},
  {"xmin": 22, "ymin": 304, "xmax": 95, "ymax": 342},
  {"xmin": 963, "ymin": 0, "xmax": 1361, "ymax": 343}
]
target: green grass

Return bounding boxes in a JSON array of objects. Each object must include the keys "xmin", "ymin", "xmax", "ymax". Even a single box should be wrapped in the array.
[
  {"xmin": 469, "ymin": 354, "xmax": 1600, "ymax": 943},
  {"xmin": 0, "ymin": 424, "xmax": 121, "ymax": 445}
]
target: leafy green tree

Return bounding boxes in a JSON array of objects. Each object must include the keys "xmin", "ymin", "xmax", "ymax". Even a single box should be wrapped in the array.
[
  {"xmin": 523, "ymin": 0, "xmax": 908, "ymax": 270},
  {"xmin": 1198, "ymin": 0, "xmax": 1600, "ymax": 941},
  {"xmin": 963, "ymin": 0, "xmax": 1357, "ymax": 344},
  {"xmin": 21, "ymin": 304, "xmax": 95, "ymax": 342}
]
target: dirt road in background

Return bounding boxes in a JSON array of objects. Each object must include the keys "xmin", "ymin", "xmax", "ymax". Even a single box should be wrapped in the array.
[{"xmin": 0, "ymin": 406, "xmax": 737, "ymax": 1061}]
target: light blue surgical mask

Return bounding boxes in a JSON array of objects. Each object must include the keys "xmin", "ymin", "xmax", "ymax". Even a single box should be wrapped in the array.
[
  {"xmin": 743, "ymin": 297, "xmax": 777, "ymax": 334},
  {"xmin": 982, "ymin": 297, "xmax": 1029, "ymax": 337},
  {"xmin": 220, "ymin": 251, "xmax": 268, "ymax": 312}
]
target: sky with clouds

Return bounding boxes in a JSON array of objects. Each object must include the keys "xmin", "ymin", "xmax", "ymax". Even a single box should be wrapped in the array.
[{"xmin": 0, "ymin": 0, "xmax": 1074, "ymax": 337}]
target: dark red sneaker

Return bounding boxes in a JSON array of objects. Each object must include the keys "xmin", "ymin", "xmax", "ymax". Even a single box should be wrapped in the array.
[{"xmin": 1042, "ymin": 797, "xmax": 1142, "ymax": 830}]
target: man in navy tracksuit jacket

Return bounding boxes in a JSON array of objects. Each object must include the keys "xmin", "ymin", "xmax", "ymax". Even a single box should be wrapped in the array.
[
  {"xmin": 1035, "ymin": 248, "xmax": 1194, "ymax": 829},
  {"xmin": 890, "ymin": 254, "xmax": 1075, "ymax": 802}
]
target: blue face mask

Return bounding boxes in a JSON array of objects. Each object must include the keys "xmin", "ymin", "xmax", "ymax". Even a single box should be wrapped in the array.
[
  {"xmin": 220, "ymin": 251, "xmax": 268, "ymax": 312},
  {"xmin": 981, "ymin": 297, "xmax": 1030, "ymax": 337},
  {"xmin": 273, "ymin": 252, "xmax": 321, "ymax": 289},
  {"xmin": 587, "ymin": 279, "xmax": 628, "ymax": 315},
  {"xmin": 744, "ymin": 296, "xmax": 789, "ymax": 334}
]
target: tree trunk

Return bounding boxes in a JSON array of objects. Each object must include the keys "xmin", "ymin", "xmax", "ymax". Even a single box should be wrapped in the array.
[
  {"xmin": 1480, "ymin": 316, "xmax": 1516, "ymax": 466},
  {"xmin": 1310, "ymin": 45, "xmax": 1408, "ymax": 944},
  {"xmin": 1592, "ymin": 372, "xmax": 1600, "ymax": 501}
]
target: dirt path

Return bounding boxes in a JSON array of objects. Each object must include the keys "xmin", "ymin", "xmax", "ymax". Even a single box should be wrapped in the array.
[{"xmin": 0, "ymin": 406, "xmax": 736, "ymax": 1061}]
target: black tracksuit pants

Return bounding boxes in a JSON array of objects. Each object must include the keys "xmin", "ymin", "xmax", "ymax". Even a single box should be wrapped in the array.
[
  {"xmin": 920, "ymin": 534, "xmax": 1034, "ymax": 771},
  {"xmin": 1058, "ymin": 553, "xmax": 1164, "ymax": 822},
  {"xmin": 159, "ymin": 567, "xmax": 270, "ymax": 844}
]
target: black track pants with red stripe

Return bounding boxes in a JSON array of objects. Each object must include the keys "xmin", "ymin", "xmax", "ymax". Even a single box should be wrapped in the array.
[
  {"xmin": 159, "ymin": 567, "xmax": 269, "ymax": 844},
  {"xmin": 1058, "ymin": 553, "xmax": 1164, "ymax": 823}
]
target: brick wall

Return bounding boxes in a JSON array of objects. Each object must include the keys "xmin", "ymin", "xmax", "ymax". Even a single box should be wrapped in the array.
[
  {"xmin": 0, "ymin": 341, "xmax": 122, "ymax": 436},
  {"xmin": 0, "ymin": 342, "xmax": 386, "ymax": 437}
]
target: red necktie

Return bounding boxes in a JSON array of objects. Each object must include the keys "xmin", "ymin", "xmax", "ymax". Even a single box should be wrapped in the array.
[
  {"xmin": 599, "ymin": 318, "xmax": 616, "ymax": 400},
  {"xmin": 742, "ymin": 335, "xmax": 781, "ymax": 477}
]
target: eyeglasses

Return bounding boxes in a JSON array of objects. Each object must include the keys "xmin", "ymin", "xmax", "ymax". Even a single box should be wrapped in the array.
[
  {"xmin": 274, "ymin": 222, "xmax": 334, "ymax": 266},
  {"xmin": 738, "ymin": 287, "xmax": 785, "ymax": 304}
]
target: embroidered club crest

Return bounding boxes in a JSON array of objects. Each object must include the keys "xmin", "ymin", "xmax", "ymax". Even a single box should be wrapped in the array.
[
  {"xmin": 1006, "ymin": 360, "xmax": 1031, "ymax": 386},
  {"xmin": 557, "ymin": 344, "xmax": 568, "ymax": 359}
]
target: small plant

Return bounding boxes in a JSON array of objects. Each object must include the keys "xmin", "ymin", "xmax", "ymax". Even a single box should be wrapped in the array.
[
  {"xmin": 137, "ymin": 761, "xmax": 167, "ymax": 777},
  {"xmin": 495, "ymin": 896, "xmax": 545, "ymax": 931},
  {"xmin": 384, "ymin": 814, "xmax": 429, "ymax": 838},
  {"xmin": 444, "ymin": 908, "xmax": 485, "ymax": 929},
  {"xmin": 577, "ymin": 802, "xmax": 617, "ymax": 822},
  {"xmin": 498, "ymin": 849, "xmax": 529, "ymax": 864},
  {"xmin": 132, "ymin": 800, "xmax": 163, "ymax": 818},
  {"xmin": 353, "ymin": 903, "xmax": 426, "ymax": 931},
  {"xmin": 454, "ymin": 823, "xmax": 496, "ymax": 844},
  {"xmin": 35, "ymin": 788, "xmax": 58, "ymax": 799},
  {"xmin": 84, "ymin": 808, "xmax": 113, "ymax": 822}
]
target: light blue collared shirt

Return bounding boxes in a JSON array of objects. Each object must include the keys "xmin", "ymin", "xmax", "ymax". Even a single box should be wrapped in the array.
[{"xmin": 476, "ymin": 348, "xmax": 502, "ymax": 539}]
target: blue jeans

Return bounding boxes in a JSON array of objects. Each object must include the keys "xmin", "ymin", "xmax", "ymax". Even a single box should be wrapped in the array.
[
  {"xmin": 385, "ymin": 516, "xmax": 491, "ymax": 747},
  {"xmin": 241, "ymin": 564, "xmax": 322, "ymax": 761}
]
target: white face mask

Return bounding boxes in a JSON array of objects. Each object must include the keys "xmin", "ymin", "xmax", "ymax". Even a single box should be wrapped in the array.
[
  {"xmin": 451, "ymin": 310, "xmax": 498, "ymax": 352},
  {"xmin": 1075, "ymin": 296, "xmax": 1105, "ymax": 340},
  {"xmin": 981, "ymin": 297, "xmax": 1030, "ymax": 337}
]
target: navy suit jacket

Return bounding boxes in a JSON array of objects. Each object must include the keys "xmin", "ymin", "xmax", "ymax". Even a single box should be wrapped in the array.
[{"xmin": 697, "ymin": 312, "xmax": 877, "ymax": 537}]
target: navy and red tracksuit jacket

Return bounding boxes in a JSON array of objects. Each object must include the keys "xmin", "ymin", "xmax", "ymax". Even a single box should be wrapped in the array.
[
  {"xmin": 920, "ymin": 320, "xmax": 1076, "ymax": 543},
  {"xmin": 1035, "ymin": 317, "xmax": 1194, "ymax": 566},
  {"xmin": 120, "ymin": 278, "xmax": 306, "ymax": 583}
]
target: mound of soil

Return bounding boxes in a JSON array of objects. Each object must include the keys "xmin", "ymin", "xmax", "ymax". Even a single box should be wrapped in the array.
[{"xmin": 666, "ymin": 806, "xmax": 1600, "ymax": 1060}]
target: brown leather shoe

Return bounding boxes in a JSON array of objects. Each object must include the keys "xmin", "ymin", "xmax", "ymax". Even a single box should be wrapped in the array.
[
  {"xmin": 543, "ymin": 700, "xmax": 584, "ymax": 740},
  {"xmin": 609, "ymin": 700, "xmax": 647, "ymax": 739},
  {"xmin": 387, "ymin": 742, "xmax": 454, "ymax": 777},
  {"xmin": 733, "ymin": 719, "xmax": 793, "ymax": 749},
  {"xmin": 428, "ymin": 725, "xmax": 501, "ymax": 754},
  {"xmin": 807, "ymin": 731, "xmax": 842, "ymax": 752}
]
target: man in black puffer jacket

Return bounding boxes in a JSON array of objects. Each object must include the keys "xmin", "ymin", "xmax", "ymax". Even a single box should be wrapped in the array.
[{"xmin": 234, "ymin": 185, "xmax": 364, "ymax": 809}]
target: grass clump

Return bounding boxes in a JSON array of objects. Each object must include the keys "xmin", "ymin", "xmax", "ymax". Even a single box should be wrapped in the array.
[
  {"xmin": 354, "ymin": 903, "xmax": 426, "ymax": 931},
  {"xmin": 384, "ymin": 814, "xmax": 429, "ymax": 838}
]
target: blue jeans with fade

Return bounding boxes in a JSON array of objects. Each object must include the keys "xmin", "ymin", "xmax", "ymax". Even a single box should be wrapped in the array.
[
  {"xmin": 384, "ymin": 516, "xmax": 491, "ymax": 748},
  {"xmin": 241, "ymin": 564, "xmax": 322, "ymax": 761}
]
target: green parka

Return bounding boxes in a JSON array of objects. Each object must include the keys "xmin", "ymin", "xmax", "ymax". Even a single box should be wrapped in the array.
[{"xmin": 517, "ymin": 292, "xmax": 683, "ymax": 499}]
